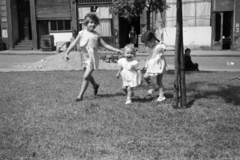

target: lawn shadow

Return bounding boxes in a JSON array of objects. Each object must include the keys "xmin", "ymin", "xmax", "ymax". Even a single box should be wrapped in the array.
[
  {"xmin": 186, "ymin": 82, "xmax": 240, "ymax": 108},
  {"xmin": 132, "ymin": 95, "xmax": 155, "ymax": 103},
  {"xmin": 131, "ymin": 92, "xmax": 174, "ymax": 103},
  {"xmin": 87, "ymin": 92, "xmax": 126, "ymax": 100},
  {"xmin": 166, "ymin": 70, "xmax": 215, "ymax": 75}
]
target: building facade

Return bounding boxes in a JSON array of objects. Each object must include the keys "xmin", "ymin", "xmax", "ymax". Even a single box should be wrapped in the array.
[
  {"xmin": 163, "ymin": 0, "xmax": 240, "ymax": 51},
  {"xmin": 0, "ymin": 0, "xmax": 141, "ymax": 50},
  {"xmin": 0, "ymin": 0, "xmax": 240, "ymax": 51}
]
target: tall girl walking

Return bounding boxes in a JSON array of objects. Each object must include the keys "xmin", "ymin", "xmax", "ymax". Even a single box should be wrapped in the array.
[{"xmin": 65, "ymin": 13, "xmax": 122, "ymax": 101}]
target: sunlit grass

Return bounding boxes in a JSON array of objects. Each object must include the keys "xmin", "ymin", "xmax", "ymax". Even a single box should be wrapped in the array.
[{"xmin": 0, "ymin": 70, "xmax": 240, "ymax": 159}]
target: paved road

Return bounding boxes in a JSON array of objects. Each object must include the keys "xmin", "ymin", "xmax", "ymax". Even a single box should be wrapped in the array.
[
  {"xmin": 164, "ymin": 56, "xmax": 240, "ymax": 72},
  {"xmin": 0, "ymin": 55, "xmax": 48, "ymax": 72},
  {"xmin": 0, "ymin": 54, "xmax": 239, "ymax": 72}
]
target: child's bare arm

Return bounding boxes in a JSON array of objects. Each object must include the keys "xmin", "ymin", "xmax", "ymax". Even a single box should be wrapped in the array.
[
  {"xmin": 65, "ymin": 34, "xmax": 81, "ymax": 59},
  {"xmin": 137, "ymin": 69, "xmax": 143, "ymax": 84},
  {"xmin": 160, "ymin": 55, "xmax": 165, "ymax": 73},
  {"xmin": 164, "ymin": 46, "xmax": 175, "ymax": 51},
  {"xmin": 100, "ymin": 38, "xmax": 123, "ymax": 54},
  {"xmin": 116, "ymin": 67, "xmax": 122, "ymax": 78}
]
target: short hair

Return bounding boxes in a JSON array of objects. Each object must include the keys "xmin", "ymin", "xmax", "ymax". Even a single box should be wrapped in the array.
[
  {"xmin": 124, "ymin": 44, "xmax": 136, "ymax": 57},
  {"xmin": 185, "ymin": 48, "xmax": 191, "ymax": 53},
  {"xmin": 141, "ymin": 30, "xmax": 160, "ymax": 43},
  {"xmin": 83, "ymin": 13, "xmax": 100, "ymax": 26}
]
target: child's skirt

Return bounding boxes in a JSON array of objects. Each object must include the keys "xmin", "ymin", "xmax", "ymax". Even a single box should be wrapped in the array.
[{"xmin": 79, "ymin": 49, "xmax": 99, "ymax": 70}]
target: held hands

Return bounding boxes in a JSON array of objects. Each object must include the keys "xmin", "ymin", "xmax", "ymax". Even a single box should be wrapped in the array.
[
  {"xmin": 117, "ymin": 50, "xmax": 124, "ymax": 56},
  {"xmin": 116, "ymin": 73, "xmax": 120, "ymax": 79}
]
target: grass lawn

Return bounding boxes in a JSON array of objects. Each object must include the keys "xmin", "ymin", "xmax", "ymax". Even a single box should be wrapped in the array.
[{"xmin": 0, "ymin": 70, "xmax": 240, "ymax": 160}]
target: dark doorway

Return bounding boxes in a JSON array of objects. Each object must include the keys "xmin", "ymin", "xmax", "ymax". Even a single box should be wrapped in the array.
[
  {"xmin": 222, "ymin": 12, "xmax": 232, "ymax": 49},
  {"xmin": 119, "ymin": 17, "xmax": 140, "ymax": 48},
  {"xmin": 214, "ymin": 13, "xmax": 221, "ymax": 42},
  {"xmin": 212, "ymin": 11, "xmax": 233, "ymax": 50},
  {"xmin": 17, "ymin": 0, "xmax": 32, "ymax": 40},
  {"xmin": 37, "ymin": 21, "xmax": 49, "ymax": 48}
]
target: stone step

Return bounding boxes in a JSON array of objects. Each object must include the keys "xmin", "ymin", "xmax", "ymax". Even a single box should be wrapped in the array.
[
  {"xmin": 14, "ymin": 40, "xmax": 33, "ymax": 50},
  {"xmin": 16, "ymin": 44, "xmax": 33, "ymax": 47},
  {"xmin": 18, "ymin": 41, "xmax": 33, "ymax": 45},
  {"xmin": 13, "ymin": 45, "xmax": 33, "ymax": 50}
]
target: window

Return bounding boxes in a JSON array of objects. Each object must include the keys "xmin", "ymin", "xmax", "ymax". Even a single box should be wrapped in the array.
[
  {"xmin": 78, "ymin": 6, "xmax": 112, "ymax": 36},
  {"xmin": 78, "ymin": 0, "xmax": 112, "ymax": 4},
  {"xmin": 165, "ymin": 0, "xmax": 211, "ymax": 27},
  {"xmin": 50, "ymin": 20, "xmax": 71, "ymax": 31}
]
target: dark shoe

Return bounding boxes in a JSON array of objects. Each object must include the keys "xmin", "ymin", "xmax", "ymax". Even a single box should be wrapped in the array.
[
  {"xmin": 75, "ymin": 97, "xmax": 82, "ymax": 102},
  {"xmin": 94, "ymin": 84, "xmax": 99, "ymax": 95}
]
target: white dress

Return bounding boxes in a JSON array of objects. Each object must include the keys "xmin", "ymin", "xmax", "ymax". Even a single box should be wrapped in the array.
[
  {"xmin": 118, "ymin": 58, "xmax": 141, "ymax": 87},
  {"xmin": 145, "ymin": 42, "xmax": 168, "ymax": 76},
  {"xmin": 78, "ymin": 29, "xmax": 101, "ymax": 70}
]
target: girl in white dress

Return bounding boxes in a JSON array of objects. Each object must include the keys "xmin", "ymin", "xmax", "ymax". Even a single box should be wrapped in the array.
[
  {"xmin": 116, "ymin": 44, "xmax": 142, "ymax": 104},
  {"xmin": 141, "ymin": 31, "xmax": 168, "ymax": 102},
  {"xmin": 65, "ymin": 13, "xmax": 123, "ymax": 101}
]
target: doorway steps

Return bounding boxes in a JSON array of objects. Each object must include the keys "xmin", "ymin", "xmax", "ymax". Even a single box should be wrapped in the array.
[{"xmin": 13, "ymin": 40, "xmax": 33, "ymax": 50}]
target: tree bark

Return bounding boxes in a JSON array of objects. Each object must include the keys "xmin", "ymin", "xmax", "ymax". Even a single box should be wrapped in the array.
[
  {"xmin": 180, "ymin": 43, "xmax": 186, "ymax": 108},
  {"xmin": 173, "ymin": 29, "xmax": 180, "ymax": 108},
  {"xmin": 146, "ymin": 9, "xmax": 151, "ymax": 30},
  {"xmin": 173, "ymin": 0, "xmax": 186, "ymax": 108},
  {"xmin": 178, "ymin": 0, "xmax": 186, "ymax": 108}
]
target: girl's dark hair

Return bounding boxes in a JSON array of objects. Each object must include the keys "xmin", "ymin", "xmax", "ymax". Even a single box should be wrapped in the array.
[
  {"xmin": 185, "ymin": 48, "xmax": 191, "ymax": 53},
  {"xmin": 141, "ymin": 30, "xmax": 160, "ymax": 43},
  {"xmin": 83, "ymin": 13, "xmax": 100, "ymax": 26}
]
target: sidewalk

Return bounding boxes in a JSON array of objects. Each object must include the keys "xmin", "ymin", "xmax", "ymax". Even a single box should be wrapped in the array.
[
  {"xmin": 0, "ymin": 50, "xmax": 58, "ymax": 55},
  {"xmin": 0, "ymin": 50, "xmax": 239, "ymax": 72},
  {"xmin": 0, "ymin": 49, "xmax": 240, "ymax": 57}
]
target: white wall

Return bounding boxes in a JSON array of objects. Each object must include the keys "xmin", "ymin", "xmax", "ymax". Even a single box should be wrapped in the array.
[
  {"xmin": 163, "ymin": 27, "xmax": 212, "ymax": 48},
  {"xmin": 50, "ymin": 32, "xmax": 72, "ymax": 46}
]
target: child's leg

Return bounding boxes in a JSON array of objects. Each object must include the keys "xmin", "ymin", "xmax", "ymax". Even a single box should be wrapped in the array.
[
  {"xmin": 144, "ymin": 72, "xmax": 152, "ymax": 85},
  {"xmin": 83, "ymin": 67, "xmax": 99, "ymax": 95},
  {"xmin": 88, "ymin": 74, "xmax": 97, "ymax": 87},
  {"xmin": 156, "ymin": 74, "xmax": 166, "ymax": 101},
  {"xmin": 144, "ymin": 72, "xmax": 155, "ymax": 95},
  {"xmin": 76, "ymin": 67, "xmax": 94, "ymax": 100},
  {"xmin": 122, "ymin": 86, "xmax": 127, "ymax": 94},
  {"xmin": 156, "ymin": 74, "xmax": 164, "ymax": 96},
  {"xmin": 127, "ymin": 86, "xmax": 133, "ymax": 99},
  {"xmin": 88, "ymin": 73, "xmax": 99, "ymax": 95},
  {"xmin": 126, "ymin": 86, "xmax": 133, "ymax": 104}
]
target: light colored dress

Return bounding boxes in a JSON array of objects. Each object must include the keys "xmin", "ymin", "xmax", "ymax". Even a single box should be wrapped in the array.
[
  {"xmin": 118, "ymin": 58, "xmax": 141, "ymax": 88},
  {"xmin": 78, "ymin": 29, "xmax": 101, "ymax": 70},
  {"xmin": 145, "ymin": 42, "xmax": 168, "ymax": 76}
]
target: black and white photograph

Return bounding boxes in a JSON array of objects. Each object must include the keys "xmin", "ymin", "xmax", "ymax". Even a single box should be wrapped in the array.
[{"xmin": 0, "ymin": 0, "xmax": 240, "ymax": 159}]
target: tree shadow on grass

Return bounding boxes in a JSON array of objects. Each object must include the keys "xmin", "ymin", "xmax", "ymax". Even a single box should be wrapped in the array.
[
  {"xmin": 186, "ymin": 82, "xmax": 240, "ymax": 108},
  {"xmin": 132, "ymin": 95, "xmax": 155, "ymax": 103},
  {"xmin": 131, "ymin": 90, "xmax": 174, "ymax": 103},
  {"xmin": 166, "ymin": 70, "xmax": 215, "ymax": 75},
  {"xmin": 86, "ymin": 92, "xmax": 126, "ymax": 100}
]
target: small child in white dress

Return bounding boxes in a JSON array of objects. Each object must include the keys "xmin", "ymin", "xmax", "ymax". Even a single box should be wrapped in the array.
[
  {"xmin": 116, "ymin": 44, "xmax": 142, "ymax": 104},
  {"xmin": 141, "ymin": 30, "xmax": 168, "ymax": 102}
]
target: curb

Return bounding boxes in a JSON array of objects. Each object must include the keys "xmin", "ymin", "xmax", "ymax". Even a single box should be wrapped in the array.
[{"xmin": 0, "ymin": 50, "xmax": 240, "ymax": 57}]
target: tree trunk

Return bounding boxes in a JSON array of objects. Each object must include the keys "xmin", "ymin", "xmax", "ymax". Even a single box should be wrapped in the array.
[
  {"xmin": 180, "ymin": 42, "xmax": 187, "ymax": 108},
  {"xmin": 173, "ymin": 28, "xmax": 180, "ymax": 108},
  {"xmin": 173, "ymin": 0, "xmax": 186, "ymax": 109},
  {"xmin": 146, "ymin": 9, "xmax": 151, "ymax": 30},
  {"xmin": 178, "ymin": 0, "xmax": 186, "ymax": 108}
]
